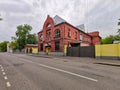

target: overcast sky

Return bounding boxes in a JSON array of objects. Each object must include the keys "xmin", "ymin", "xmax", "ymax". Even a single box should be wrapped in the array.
[{"xmin": 0, "ymin": 0, "xmax": 120, "ymax": 42}]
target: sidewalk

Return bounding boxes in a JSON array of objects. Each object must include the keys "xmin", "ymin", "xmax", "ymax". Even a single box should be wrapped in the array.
[{"xmin": 28, "ymin": 54, "xmax": 120, "ymax": 67}]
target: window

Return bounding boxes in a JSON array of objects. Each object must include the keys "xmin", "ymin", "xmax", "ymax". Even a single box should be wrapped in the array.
[
  {"xmin": 80, "ymin": 33, "xmax": 82, "ymax": 40},
  {"xmin": 68, "ymin": 29, "xmax": 71, "ymax": 38},
  {"xmin": 75, "ymin": 32, "xmax": 77, "ymax": 39},
  {"xmin": 40, "ymin": 35, "xmax": 44, "ymax": 41},
  {"xmin": 55, "ymin": 41, "xmax": 60, "ymax": 51},
  {"xmin": 54, "ymin": 29, "xmax": 60, "ymax": 37},
  {"xmin": 46, "ymin": 24, "xmax": 51, "ymax": 30},
  {"xmin": 46, "ymin": 33, "xmax": 49, "ymax": 40},
  {"xmin": 49, "ymin": 32, "xmax": 51, "ymax": 40}
]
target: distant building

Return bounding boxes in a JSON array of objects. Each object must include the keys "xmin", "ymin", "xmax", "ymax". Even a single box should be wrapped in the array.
[
  {"xmin": 38, "ymin": 15, "xmax": 101, "ymax": 55},
  {"xmin": 7, "ymin": 43, "xmax": 12, "ymax": 53},
  {"xmin": 25, "ymin": 44, "xmax": 38, "ymax": 54}
]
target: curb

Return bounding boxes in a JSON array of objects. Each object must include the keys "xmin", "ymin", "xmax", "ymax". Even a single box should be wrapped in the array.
[{"xmin": 94, "ymin": 62, "xmax": 120, "ymax": 67}]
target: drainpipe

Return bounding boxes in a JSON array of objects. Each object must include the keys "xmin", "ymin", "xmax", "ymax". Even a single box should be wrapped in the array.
[{"xmin": 63, "ymin": 22, "xmax": 66, "ymax": 56}]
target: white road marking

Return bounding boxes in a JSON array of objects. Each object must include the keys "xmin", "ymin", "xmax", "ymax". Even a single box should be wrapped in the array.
[
  {"xmin": 6, "ymin": 82, "xmax": 11, "ymax": 87},
  {"xmin": 4, "ymin": 76, "xmax": 8, "ymax": 80},
  {"xmin": 21, "ymin": 59, "xmax": 98, "ymax": 82},
  {"xmin": 2, "ymin": 72, "xmax": 6, "ymax": 75},
  {"xmin": 0, "ymin": 65, "xmax": 11, "ymax": 87},
  {"xmin": 37, "ymin": 63, "xmax": 98, "ymax": 82}
]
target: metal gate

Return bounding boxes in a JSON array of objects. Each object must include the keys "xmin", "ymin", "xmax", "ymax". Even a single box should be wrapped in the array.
[{"xmin": 67, "ymin": 46, "xmax": 95, "ymax": 58}]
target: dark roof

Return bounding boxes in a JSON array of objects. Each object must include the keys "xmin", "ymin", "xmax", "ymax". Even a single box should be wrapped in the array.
[
  {"xmin": 76, "ymin": 24, "xmax": 85, "ymax": 32},
  {"xmin": 53, "ymin": 15, "xmax": 85, "ymax": 32},
  {"xmin": 53, "ymin": 15, "xmax": 66, "ymax": 25}
]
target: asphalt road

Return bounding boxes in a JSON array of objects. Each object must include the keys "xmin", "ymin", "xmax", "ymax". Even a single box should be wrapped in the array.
[{"xmin": 0, "ymin": 53, "xmax": 120, "ymax": 90}]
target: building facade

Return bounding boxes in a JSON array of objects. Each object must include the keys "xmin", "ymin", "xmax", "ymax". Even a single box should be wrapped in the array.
[
  {"xmin": 25, "ymin": 44, "xmax": 38, "ymax": 54},
  {"xmin": 38, "ymin": 15, "xmax": 101, "ymax": 55}
]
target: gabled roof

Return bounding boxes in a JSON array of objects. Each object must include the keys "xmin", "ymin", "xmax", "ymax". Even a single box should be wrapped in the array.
[
  {"xmin": 53, "ymin": 15, "xmax": 85, "ymax": 32},
  {"xmin": 76, "ymin": 24, "xmax": 85, "ymax": 32},
  {"xmin": 53, "ymin": 15, "xmax": 66, "ymax": 25},
  {"xmin": 38, "ymin": 15, "xmax": 86, "ymax": 34}
]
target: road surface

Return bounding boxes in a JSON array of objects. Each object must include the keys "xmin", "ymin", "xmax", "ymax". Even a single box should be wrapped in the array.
[{"xmin": 0, "ymin": 53, "xmax": 120, "ymax": 90}]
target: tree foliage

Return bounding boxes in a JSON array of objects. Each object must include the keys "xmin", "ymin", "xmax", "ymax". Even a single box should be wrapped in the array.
[
  {"xmin": 118, "ymin": 19, "xmax": 120, "ymax": 35},
  {"xmin": 9, "ymin": 41, "xmax": 18, "ymax": 50},
  {"xmin": 0, "ymin": 41, "xmax": 9, "ymax": 52},
  {"xmin": 114, "ymin": 35, "xmax": 120, "ymax": 40},
  {"xmin": 26, "ymin": 34, "xmax": 38, "ymax": 44},
  {"xmin": 101, "ymin": 35, "xmax": 114, "ymax": 44},
  {"xmin": 15, "ymin": 24, "xmax": 32, "ymax": 51},
  {"xmin": 101, "ymin": 18, "xmax": 120, "ymax": 44},
  {"xmin": 0, "ymin": 14, "xmax": 3, "ymax": 21},
  {"xmin": 11, "ymin": 24, "xmax": 38, "ymax": 51},
  {"xmin": 101, "ymin": 35, "xmax": 120, "ymax": 44}
]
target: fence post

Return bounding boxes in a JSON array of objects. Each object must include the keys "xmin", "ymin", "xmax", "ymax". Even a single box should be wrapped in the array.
[
  {"xmin": 64, "ymin": 45, "xmax": 67, "ymax": 56},
  {"xmin": 95, "ymin": 45, "xmax": 101, "ymax": 59},
  {"xmin": 118, "ymin": 43, "xmax": 120, "ymax": 60}
]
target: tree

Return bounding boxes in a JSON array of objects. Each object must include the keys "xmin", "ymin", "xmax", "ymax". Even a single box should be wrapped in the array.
[
  {"xmin": 0, "ymin": 14, "xmax": 3, "ymax": 21},
  {"xmin": 101, "ymin": 18, "xmax": 120, "ymax": 44},
  {"xmin": 0, "ymin": 41, "xmax": 9, "ymax": 52},
  {"xmin": 26, "ymin": 34, "xmax": 38, "ymax": 44},
  {"xmin": 15, "ymin": 24, "xmax": 32, "ymax": 51},
  {"xmin": 117, "ymin": 19, "xmax": 120, "ymax": 35},
  {"xmin": 101, "ymin": 35, "xmax": 114, "ymax": 44},
  {"xmin": 9, "ymin": 41, "xmax": 18, "ymax": 50},
  {"xmin": 101, "ymin": 35, "xmax": 120, "ymax": 44},
  {"xmin": 114, "ymin": 35, "xmax": 120, "ymax": 40}
]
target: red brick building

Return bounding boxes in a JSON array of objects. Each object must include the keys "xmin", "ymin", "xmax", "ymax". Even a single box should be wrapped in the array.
[{"xmin": 38, "ymin": 15, "xmax": 101, "ymax": 55}]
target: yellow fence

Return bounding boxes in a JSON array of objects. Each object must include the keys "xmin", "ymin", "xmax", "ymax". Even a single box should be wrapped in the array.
[{"xmin": 95, "ymin": 43, "xmax": 120, "ymax": 59}]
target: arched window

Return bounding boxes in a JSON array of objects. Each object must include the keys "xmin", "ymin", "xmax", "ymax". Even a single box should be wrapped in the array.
[
  {"xmin": 54, "ymin": 29, "xmax": 60, "ymax": 37},
  {"xmin": 46, "ymin": 23, "xmax": 51, "ymax": 30}
]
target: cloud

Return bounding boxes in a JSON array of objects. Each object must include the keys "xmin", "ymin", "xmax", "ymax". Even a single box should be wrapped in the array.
[
  {"xmin": 0, "ymin": 0, "xmax": 31, "ymax": 14},
  {"xmin": 0, "ymin": 0, "xmax": 120, "ymax": 41},
  {"xmin": 85, "ymin": 0, "xmax": 120, "ymax": 37}
]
